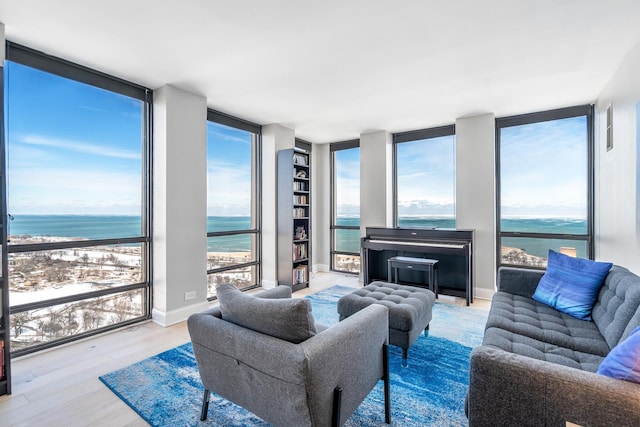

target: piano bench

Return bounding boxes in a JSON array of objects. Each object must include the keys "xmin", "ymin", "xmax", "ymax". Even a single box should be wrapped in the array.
[
  {"xmin": 337, "ymin": 281, "xmax": 436, "ymax": 367},
  {"xmin": 387, "ymin": 256, "xmax": 439, "ymax": 297}
]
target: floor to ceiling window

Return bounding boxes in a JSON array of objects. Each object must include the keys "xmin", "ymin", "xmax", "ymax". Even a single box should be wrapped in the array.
[
  {"xmin": 394, "ymin": 125, "xmax": 456, "ymax": 228},
  {"xmin": 206, "ymin": 110, "xmax": 261, "ymax": 298},
  {"xmin": 330, "ymin": 140, "xmax": 360, "ymax": 273},
  {"xmin": 497, "ymin": 105, "xmax": 593, "ymax": 268},
  {"xmin": 5, "ymin": 43, "xmax": 152, "ymax": 355}
]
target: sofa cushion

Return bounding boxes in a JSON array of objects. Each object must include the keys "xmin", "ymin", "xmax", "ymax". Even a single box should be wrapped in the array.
[
  {"xmin": 486, "ymin": 291, "xmax": 610, "ymax": 357},
  {"xmin": 533, "ymin": 250, "xmax": 612, "ymax": 320},
  {"xmin": 482, "ymin": 326, "xmax": 604, "ymax": 372},
  {"xmin": 216, "ymin": 284, "xmax": 317, "ymax": 344},
  {"xmin": 591, "ymin": 265, "xmax": 640, "ymax": 348},
  {"xmin": 598, "ymin": 325, "xmax": 640, "ymax": 383}
]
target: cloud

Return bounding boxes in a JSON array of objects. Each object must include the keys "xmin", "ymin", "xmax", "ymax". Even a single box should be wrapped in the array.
[
  {"xmin": 18, "ymin": 134, "xmax": 141, "ymax": 160},
  {"xmin": 8, "ymin": 167, "xmax": 141, "ymax": 215}
]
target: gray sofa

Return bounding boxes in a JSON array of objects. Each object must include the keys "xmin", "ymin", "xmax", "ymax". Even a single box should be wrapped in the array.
[{"xmin": 467, "ymin": 266, "xmax": 640, "ymax": 427}]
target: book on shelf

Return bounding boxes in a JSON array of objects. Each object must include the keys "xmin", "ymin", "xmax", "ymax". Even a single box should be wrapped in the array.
[
  {"xmin": 293, "ymin": 194, "xmax": 308, "ymax": 205},
  {"xmin": 293, "ymin": 207, "xmax": 307, "ymax": 218},
  {"xmin": 293, "ymin": 181, "xmax": 307, "ymax": 191},
  {"xmin": 293, "ymin": 242, "xmax": 308, "ymax": 261},
  {"xmin": 293, "ymin": 265, "xmax": 308, "ymax": 285}
]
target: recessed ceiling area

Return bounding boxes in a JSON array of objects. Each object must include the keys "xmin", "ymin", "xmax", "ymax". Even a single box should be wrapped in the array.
[{"xmin": 1, "ymin": 0, "xmax": 640, "ymax": 143}]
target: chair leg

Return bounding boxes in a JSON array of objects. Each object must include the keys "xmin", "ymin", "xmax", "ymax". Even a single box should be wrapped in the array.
[
  {"xmin": 425, "ymin": 324, "xmax": 430, "ymax": 337},
  {"xmin": 200, "ymin": 388, "xmax": 211, "ymax": 421},
  {"xmin": 383, "ymin": 344, "xmax": 391, "ymax": 424},
  {"xmin": 401, "ymin": 348, "xmax": 408, "ymax": 368},
  {"xmin": 332, "ymin": 387, "xmax": 343, "ymax": 427}
]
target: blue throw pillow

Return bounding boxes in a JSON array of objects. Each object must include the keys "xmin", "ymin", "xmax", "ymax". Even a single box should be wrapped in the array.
[
  {"xmin": 598, "ymin": 326, "xmax": 640, "ymax": 383},
  {"xmin": 532, "ymin": 250, "xmax": 612, "ymax": 320}
]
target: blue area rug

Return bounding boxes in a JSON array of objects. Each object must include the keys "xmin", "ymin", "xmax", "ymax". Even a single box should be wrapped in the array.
[{"xmin": 100, "ymin": 286, "xmax": 488, "ymax": 426}]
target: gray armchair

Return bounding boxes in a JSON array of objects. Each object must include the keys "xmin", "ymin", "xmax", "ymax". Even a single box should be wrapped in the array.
[{"xmin": 187, "ymin": 285, "xmax": 391, "ymax": 427}]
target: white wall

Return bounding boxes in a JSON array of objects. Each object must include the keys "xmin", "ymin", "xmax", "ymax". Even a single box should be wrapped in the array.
[
  {"xmin": 595, "ymin": 38, "xmax": 640, "ymax": 273},
  {"xmin": 312, "ymin": 143, "xmax": 330, "ymax": 273},
  {"xmin": 152, "ymin": 85, "xmax": 208, "ymax": 325},
  {"xmin": 261, "ymin": 124, "xmax": 295, "ymax": 287},
  {"xmin": 456, "ymin": 114, "xmax": 496, "ymax": 299}
]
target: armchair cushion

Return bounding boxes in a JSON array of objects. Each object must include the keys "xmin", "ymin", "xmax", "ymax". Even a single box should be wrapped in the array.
[{"xmin": 216, "ymin": 284, "xmax": 317, "ymax": 344}]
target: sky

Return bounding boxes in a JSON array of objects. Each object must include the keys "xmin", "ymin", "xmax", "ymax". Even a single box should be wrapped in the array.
[
  {"xmin": 396, "ymin": 135, "xmax": 456, "ymax": 217},
  {"xmin": 5, "ymin": 60, "xmax": 255, "ymax": 218},
  {"xmin": 6, "ymin": 61, "xmax": 143, "ymax": 215},
  {"xmin": 5, "ymin": 60, "xmax": 589, "ymax": 221},
  {"xmin": 500, "ymin": 116, "xmax": 587, "ymax": 219},
  {"xmin": 206, "ymin": 122, "xmax": 253, "ymax": 217},
  {"xmin": 334, "ymin": 147, "xmax": 360, "ymax": 216}
]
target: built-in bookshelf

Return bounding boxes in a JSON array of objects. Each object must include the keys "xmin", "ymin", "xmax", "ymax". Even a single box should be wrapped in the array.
[{"xmin": 277, "ymin": 148, "xmax": 311, "ymax": 292}]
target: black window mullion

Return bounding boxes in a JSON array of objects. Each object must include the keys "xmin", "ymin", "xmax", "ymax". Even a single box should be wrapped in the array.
[{"xmin": 6, "ymin": 42, "xmax": 148, "ymax": 101}]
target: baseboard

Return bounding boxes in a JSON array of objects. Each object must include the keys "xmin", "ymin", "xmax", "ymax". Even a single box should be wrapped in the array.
[
  {"xmin": 474, "ymin": 287, "xmax": 495, "ymax": 301},
  {"xmin": 152, "ymin": 300, "xmax": 210, "ymax": 327},
  {"xmin": 313, "ymin": 263, "xmax": 330, "ymax": 273},
  {"xmin": 261, "ymin": 279, "xmax": 277, "ymax": 289}
]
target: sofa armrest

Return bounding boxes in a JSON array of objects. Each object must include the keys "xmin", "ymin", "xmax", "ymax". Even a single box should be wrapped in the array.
[
  {"xmin": 497, "ymin": 266, "xmax": 545, "ymax": 298},
  {"xmin": 468, "ymin": 346, "xmax": 640, "ymax": 427}
]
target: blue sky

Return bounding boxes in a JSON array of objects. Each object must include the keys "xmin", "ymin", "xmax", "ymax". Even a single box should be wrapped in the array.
[
  {"xmin": 206, "ymin": 122, "xmax": 252, "ymax": 217},
  {"xmin": 500, "ymin": 116, "xmax": 587, "ymax": 218},
  {"xmin": 334, "ymin": 147, "xmax": 360, "ymax": 216},
  {"xmin": 5, "ymin": 61, "xmax": 588, "ymax": 220},
  {"xmin": 6, "ymin": 60, "xmax": 255, "ymax": 218},
  {"xmin": 396, "ymin": 135, "xmax": 456, "ymax": 217},
  {"xmin": 6, "ymin": 61, "xmax": 143, "ymax": 215}
]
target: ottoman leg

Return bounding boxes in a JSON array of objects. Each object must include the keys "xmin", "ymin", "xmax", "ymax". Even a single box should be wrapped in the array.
[{"xmin": 402, "ymin": 348, "xmax": 409, "ymax": 368}]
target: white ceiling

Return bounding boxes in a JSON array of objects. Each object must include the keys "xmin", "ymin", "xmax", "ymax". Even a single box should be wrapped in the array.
[{"xmin": 1, "ymin": 0, "xmax": 640, "ymax": 143}]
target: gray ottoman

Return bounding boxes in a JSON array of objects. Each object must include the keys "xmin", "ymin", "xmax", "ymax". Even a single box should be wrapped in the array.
[{"xmin": 337, "ymin": 281, "xmax": 436, "ymax": 366}]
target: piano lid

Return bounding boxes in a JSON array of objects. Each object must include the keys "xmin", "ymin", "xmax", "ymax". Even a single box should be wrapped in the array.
[{"xmin": 363, "ymin": 227, "xmax": 474, "ymax": 242}]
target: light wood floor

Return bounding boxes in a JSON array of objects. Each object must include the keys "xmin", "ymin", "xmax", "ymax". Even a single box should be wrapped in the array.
[{"xmin": 0, "ymin": 272, "xmax": 490, "ymax": 427}]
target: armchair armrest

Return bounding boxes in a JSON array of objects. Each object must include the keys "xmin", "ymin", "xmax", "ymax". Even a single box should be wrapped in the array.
[
  {"xmin": 468, "ymin": 346, "xmax": 640, "ymax": 427},
  {"xmin": 497, "ymin": 266, "xmax": 544, "ymax": 298},
  {"xmin": 301, "ymin": 304, "xmax": 389, "ymax": 425}
]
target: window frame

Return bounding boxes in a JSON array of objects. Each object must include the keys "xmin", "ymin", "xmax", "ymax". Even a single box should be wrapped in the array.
[
  {"xmin": 5, "ymin": 42, "xmax": 153, "ymax": 356},
  {"xmin": 205, "ymin": 109, "xmax": 262, "ymax": 298},
  {"xmin": 330, "ymin": 139, "xmax": 360, "ymax": 274},
  {"xmin": 495, "ymin": 104, "xmax": 595, "ymax": 269},
  {"xmin": 393, "ymin": 124, "xmax": 456, "ymax": 227}
]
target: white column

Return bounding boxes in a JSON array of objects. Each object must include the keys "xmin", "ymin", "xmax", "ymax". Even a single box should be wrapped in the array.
[
  {"xmin": 359, "ymin": 130, "xmax": 393, "ymax": 235},
  {"xmin": 261, "ymin": 124, "xmax": 295, "ymax": 288},
  {"xmin": 152, "ymin": 85, "xmax": 208, "ymax": 325},
  {"xmin": 312, "ymin": 143, "xmax": 330, "ymax": 272},
  {"xmin": 455, "ymin": 113, "xmax": 496, "ymax": 300}
]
